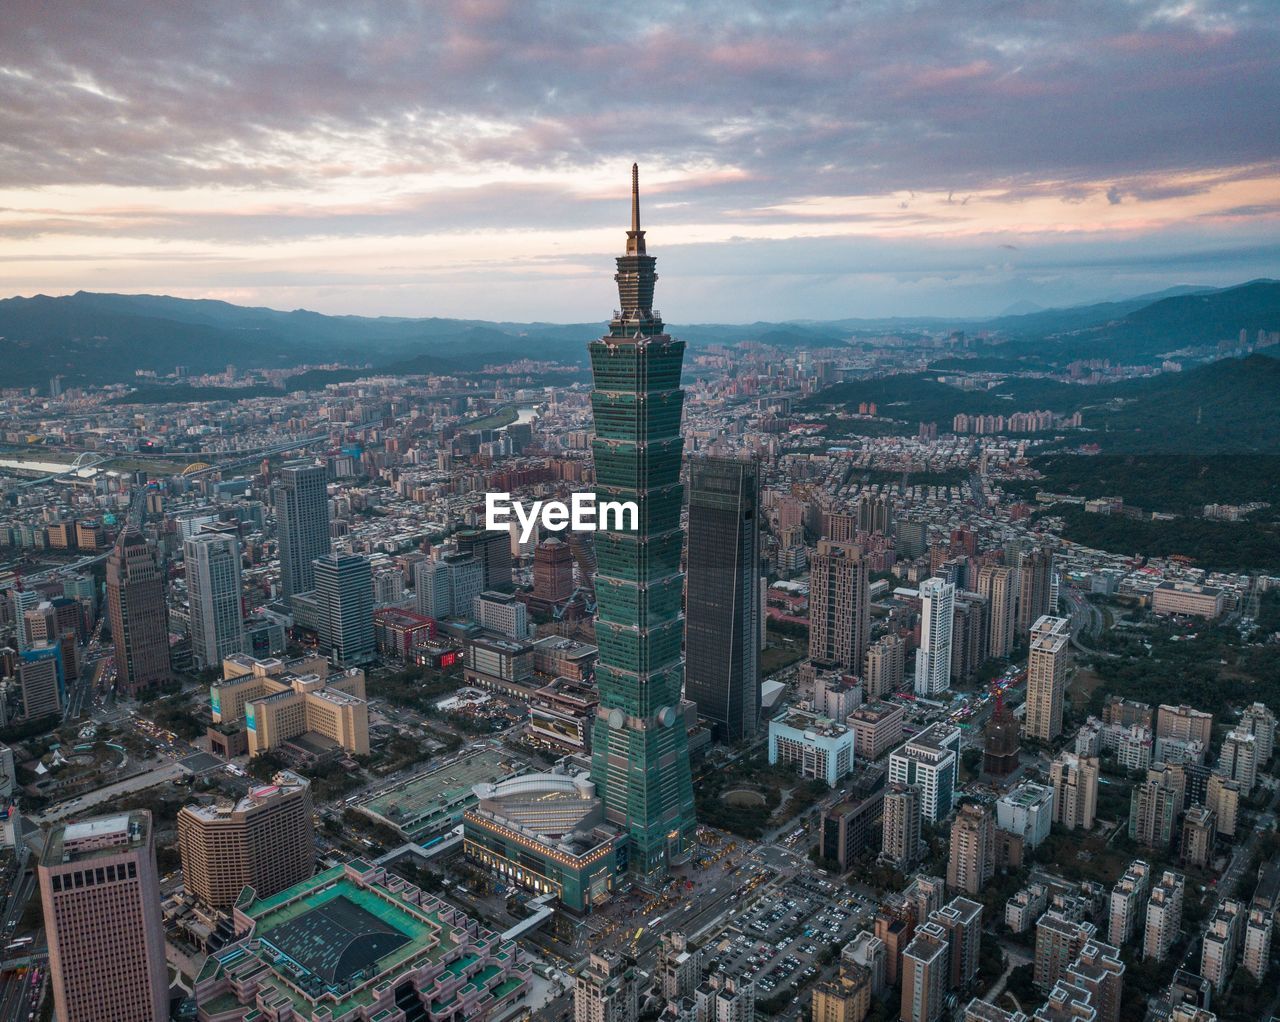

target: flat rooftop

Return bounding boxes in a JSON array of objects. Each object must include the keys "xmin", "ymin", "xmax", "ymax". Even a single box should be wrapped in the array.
[
  {"xmin": 355, "ymin": 748, "xmax": 523, "ymax": 838},
  {"xmin": 42, "ymin": 810, "xmax": 149, "ymax": 866}
]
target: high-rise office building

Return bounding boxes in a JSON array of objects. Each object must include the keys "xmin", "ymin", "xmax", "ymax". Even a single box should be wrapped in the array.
[
  {"xmin": 575, "ymin": 950, "xmax": 638, "ymax": 1022},
  {"xmin": 106, "ymin": 531, "xmax": 172, "ymax": 694},
  {"xmin": 185, "ymin": 531, "xmax": 246, "ymax": 670},
  {"xmin": 1024, "ymin": 615, "xmax": 1070, "ymax": 742},
  {"xmin": 1206, "ymin": 772, "xmax": 1241, "ymax": 837},
  {"xmin": 947, "ymin": 803, "xmax": 995, "ymax": 896},
  {"xmin": 1180, "ymin": 804, "xmax": 1215, "ymax": 868},
  {"xmin": 314, "ymin": 552, "xmax": 375, "ymax": 665},
  {"xmin": 809, "ymin": 539, "xmax": 871, "ymax": 675},
  {"xmin": 177, "ymin": 771, "xmax": 315, "ymax": 909},
  {"xmin": 888, "ymin": 723, "xmax": 960, "ymax": 823},
  {"xmin": 473, "ymin": 590, "xmax": 529, "ymax": 640},
  {"xmin": 456, "ymin": 527, "xmax": 514, "ymax": 593},
  {"xmin": 1049, "ymin": 751, "xmax": 1098, "ymax": 830},
  {"xmin": 587, "ymin": 166, "xmax": 696, "ymax": 880},
  {"xmin": 1017, "ymin": 547, "xmax": 1053, "ymax": 635},
  {"xmin": 414, "ymin": 551, "xmax": 484, "ymax": 620},
  {"xmin": 685, "ymin": 455, "xmax": 761, "ymax": 742},
  {"xmin": 18, "ymin": 642, "xmax": 63, "ymax": 719},
  {"xmin": 914, "ymin": 578, "xmax": 954, "ymax": 697},
  {"xmin": 275, "ymin": 462, "xmax": 330, "ymax": 599},
  {"xmin": 38, "ymin": 811, "xmax": 169, "ymax": 1022},
  {"xmin": 978, "ymin": 564, "xmax": 1016, "ymax": 659},
  {"xmin": 1143, "ymin": 870, "xmax": 1185, "ymax": 961},
  {"xmin": 9, "ymin": 586, "xmax": 39, "ymax": 653},
  {"xmin": 865, "ymin": 634, "xmax": 906, "ymax": 699},
  {"xmin": 533, "ymin": 537, "xmax": 575, "ymax": 605},
  {"xmin": 950, "ymin": 592, "xmax": 989, "ymax": 683}
]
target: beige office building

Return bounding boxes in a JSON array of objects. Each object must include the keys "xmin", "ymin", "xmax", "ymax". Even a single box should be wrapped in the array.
[
  {"xmin": 178, "ymin": 770, "xmax": 315, "ymax": 909},
  {"xmin": 38, "ymin": 812, "xmax": 169, "ymax": 1022},
  {"xmin": 211, "ymin": 652, "xmax": 369, "ymax": 757},
  {"xmin": 1151, "ymin": 581, "xmax": 1223, "ymax": 619},
  {"xmin": 848, "ymin": 701, "xmax": 906, "ymax": 762}
]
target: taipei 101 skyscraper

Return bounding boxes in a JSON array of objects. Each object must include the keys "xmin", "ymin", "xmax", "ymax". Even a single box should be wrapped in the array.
[{"xmin": 588, "ymin": 165, "xmax": 697, "ymax": 880}]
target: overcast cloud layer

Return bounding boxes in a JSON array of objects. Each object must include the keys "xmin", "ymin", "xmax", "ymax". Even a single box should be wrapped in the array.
[{"xmin": 2, "ymin": 0, "xmax": 1278, "ymax": 320}]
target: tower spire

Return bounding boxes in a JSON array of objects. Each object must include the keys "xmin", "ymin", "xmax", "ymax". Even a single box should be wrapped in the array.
[
  {"xmin": 625, "ymin": 162, "xmax": 646, "ymax": 256},
  {"xmin": 631, "ymin": 162, "xmax": 640, "ymax": 233}
]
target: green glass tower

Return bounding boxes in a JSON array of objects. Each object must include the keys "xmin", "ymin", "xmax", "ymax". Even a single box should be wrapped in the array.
[{"xmin": 588, "ymin": 165, "xmax": 697, "ymax": 881}]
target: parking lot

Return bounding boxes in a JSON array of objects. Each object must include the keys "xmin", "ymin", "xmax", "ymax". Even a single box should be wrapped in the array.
[{"xmin": 708, "ymin": 874, "xmax": 871, "ymax": 1000}]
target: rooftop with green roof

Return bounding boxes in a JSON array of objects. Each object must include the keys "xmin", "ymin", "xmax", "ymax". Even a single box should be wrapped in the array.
[{"xmin": 194, "ymin": 860, "xmax": 531, "ymax": 1022}]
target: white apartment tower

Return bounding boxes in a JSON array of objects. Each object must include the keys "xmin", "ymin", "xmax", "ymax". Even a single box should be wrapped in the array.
[{"xmin": 914, "ymin": 577, "xmax": 955, "ymax": 697}]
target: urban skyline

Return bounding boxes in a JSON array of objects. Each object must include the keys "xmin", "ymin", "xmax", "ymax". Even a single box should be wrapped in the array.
[{"xmin": 1, "ymin": 6, "xmax": 1278, "ymax": 1022}]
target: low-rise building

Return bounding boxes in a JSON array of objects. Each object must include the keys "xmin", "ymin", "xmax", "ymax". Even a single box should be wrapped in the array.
[
  {"xmin": 1151, "ymin": 582, "xmax": 1223, "ymax": 619},
  {"xmin": 192, "ymin": 860, "xmax": 532, "ymax": 1021},
  {"xmin": 996, "ymin": 781, "xmax": 1054, "ymax": 850},
  {"xmin": 768, "ymin": 708, "xmax": 855, "ymax": 786},
  {"xmin": 211, "ymin": 653, "xmax": 369, "ymax": 759},
  {"xmin": 847, "ymin": 701, "xmax": 905, "ymax": 762}
]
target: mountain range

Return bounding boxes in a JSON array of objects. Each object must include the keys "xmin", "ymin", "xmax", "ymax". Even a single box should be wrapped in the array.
[{"xmin": 1, "ymin": 280, "xmax": 1276, "ymax": 389}]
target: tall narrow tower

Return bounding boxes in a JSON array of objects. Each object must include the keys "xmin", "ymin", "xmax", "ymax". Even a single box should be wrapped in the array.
[
  {"xmin": 685, "ymin": 455, "xmax": 761, "ymax": 743},
  {"xmin": 589, "ymin": 165, "xmax": 696, "ymax": 881},
  {"xmin": 106, "ymin": 532, "xmax": 172, "ymax": 694},
  {"xmin": 275, "ymin": 462, "xmax": 330, "ymax": 599}
]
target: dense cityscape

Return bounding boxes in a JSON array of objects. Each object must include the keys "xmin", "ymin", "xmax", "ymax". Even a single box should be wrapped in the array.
[{"xmin": 3, "ymin": 5, "xmax": 1280, "ymax": 1022}]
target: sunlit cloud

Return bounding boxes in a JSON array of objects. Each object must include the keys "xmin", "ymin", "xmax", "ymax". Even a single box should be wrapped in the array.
[{"xmin": 0, "ymin": 0, "xmax": 1277, "ymax": 319}]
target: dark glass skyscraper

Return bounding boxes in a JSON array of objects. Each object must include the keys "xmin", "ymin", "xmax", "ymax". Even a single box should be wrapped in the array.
[
  {"xmin": 314, "ymin": 552, "xmax": 375, "ymax": 666},
  {"xmin": 106, "ymin": 531, "xmax": 172, "ymax": 694},
  {"xmin": 275, "ymin": 462, "xmax": 330, "ymax": 599},
  {"xmin": 589, "ymin": 165, "xmax": 696, "ymax": 881},
  {"xmin": 685, "ymin": 456, "xmax": 761, "ymax": 743}
]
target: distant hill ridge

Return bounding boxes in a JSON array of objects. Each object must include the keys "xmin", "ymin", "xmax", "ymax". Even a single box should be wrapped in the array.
[{"xmin": 1, "ymin": 280, "xmax": 1276, "ymax": 388}]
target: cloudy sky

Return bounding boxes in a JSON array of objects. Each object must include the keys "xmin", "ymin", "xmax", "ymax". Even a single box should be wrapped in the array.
[{"xmin": 2, "ymin": 0, "xmax": 1278, "ymax": 321}]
